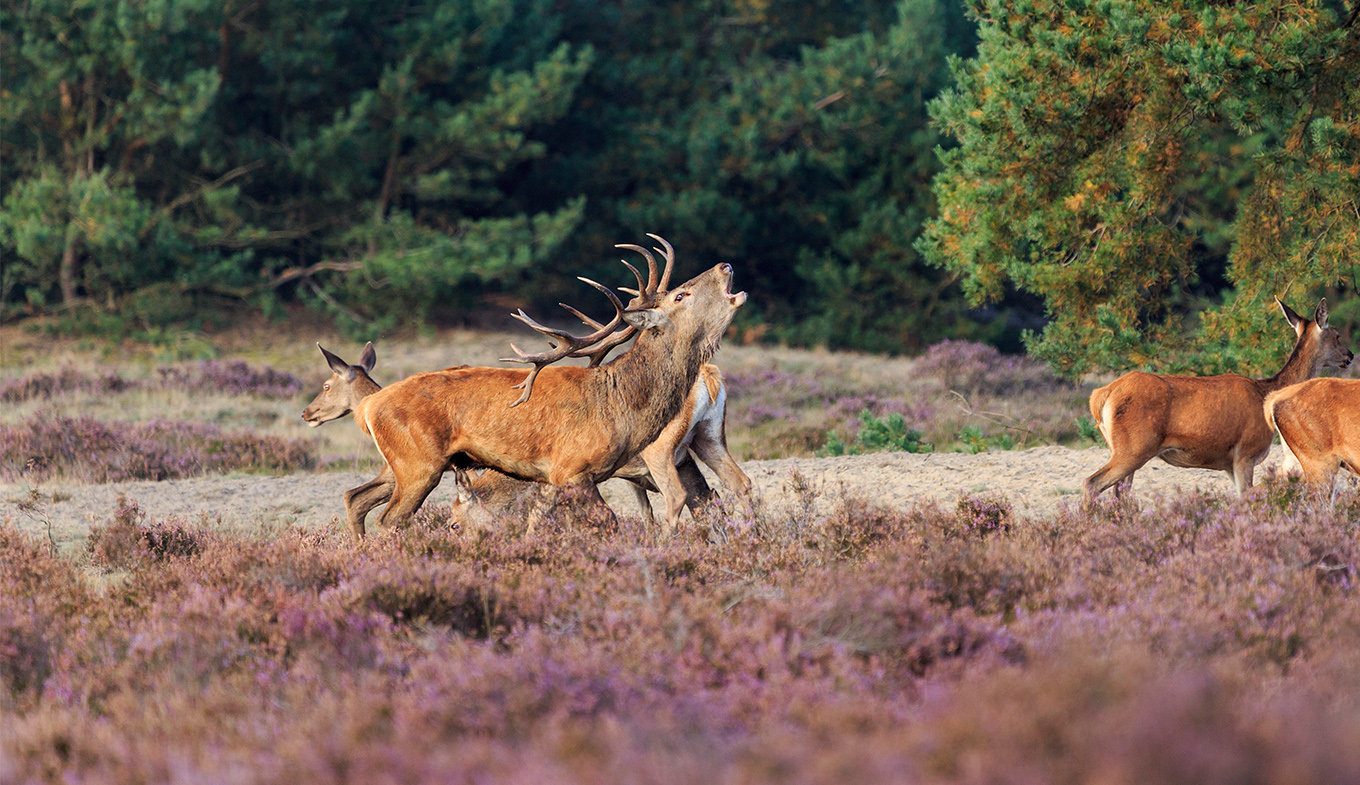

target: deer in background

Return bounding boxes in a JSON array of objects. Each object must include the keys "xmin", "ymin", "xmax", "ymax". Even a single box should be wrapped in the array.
[
  {"xmin": 308, "ymin": 234, "xmax": 746, "ymax": 538},
  {"xmin": 1084, "ymin": 298, "xmax": 1352, "ymax": 501},
  {"xmin": 1265, "ymin": 376, "xmax": 1360, "ymax": 493},
  {"xmin": 300, "ymin": 342, "xmax": 751, "ymax": 536}
]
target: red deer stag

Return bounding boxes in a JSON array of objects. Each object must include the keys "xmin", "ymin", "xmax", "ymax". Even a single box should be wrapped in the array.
[
  {"xmin": 1085, "ymin": 298, "xmax": 1351, "ymax": 501},
  {"xmin": 317, "ymin": 235, "xmax": 745, "ymax": 538},
  {"xmin": 300, "ymin": 343, "xmax": 751, "ymax": 537},
  {"xmin": 1265, "ymin": 376, "xmax": 1360, "ymax": 492}
]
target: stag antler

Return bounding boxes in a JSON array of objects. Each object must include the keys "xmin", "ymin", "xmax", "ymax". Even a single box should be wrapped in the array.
[
  {"xmin": 503, "ymin": 235, "xmax": 680, "ymax": 403},
  {"xmin": 614, "ymin": 233, "xmax": 677, "ymax": 308},
  {"xmin": 567, "ymin": 234, "xmax": 681, "ymax": 367},
  {"xmin": 501, "ymin": 277, "xmax": 628, "ymax": 407}
]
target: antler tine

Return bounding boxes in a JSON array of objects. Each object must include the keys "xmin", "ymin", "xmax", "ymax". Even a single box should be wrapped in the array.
[
  {"xmin": 577, "ymin": 276, "xmax": 628, "ymax": 315},
  {"xmin": 615, "ymin": 243, "xmax": 659, "ymax": 299},
  {"xmin": 499, "ymin": 278, "xmax": 630, "ymax": 407},
  {"xmin": 559, "ymin": 282, "xmax": 641, "ymax": 367},
  {"xmin": 646, "ymin": 233, "xmax": 676, "ymax": 293},
  {"xmin": 570, "ymin": 325, "xmax": 638, "ymax": 367},
  {"xmin": 618, "ymin": 258, "xmax": 646, "ymax": 299},
  {"xmin": 560, "ymin": 303, "xmax": 605, "ymax": 330}
]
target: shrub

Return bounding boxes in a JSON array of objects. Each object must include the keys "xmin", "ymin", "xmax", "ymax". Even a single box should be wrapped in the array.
[
  {"xmin": 819, "ymin": 410, "xmax": 927, "ymax": 456},
  {"xmin": 87, "ymin": 497, "xmax": 203, "ymax": 571},
  {"xmin": 156, "ymin": 360, "xmax": 306, "ymax": 399},
  {"xmin": 0, "ymin": 412, "xmax": 314, "ymax": 482},
  {"xmin": 0, "ymin": 368, "xmax": 137, "ymax": 403}
]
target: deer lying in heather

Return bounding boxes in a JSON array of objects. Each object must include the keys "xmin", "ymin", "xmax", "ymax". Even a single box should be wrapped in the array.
[
  {"xmin": 1084, "ymin": 298, "xmax": 1351, "ymax": 501},
  {"xmin": 307, "ymin": 235, "xmax": 746, "ymax": 538},
  {"xmin": 1265, "ymin": 377, "xmax": 1360, "ymax": 491},
  {"xmin": 300, "ymin": 342, "xmax": 751, "ymax": 535}
]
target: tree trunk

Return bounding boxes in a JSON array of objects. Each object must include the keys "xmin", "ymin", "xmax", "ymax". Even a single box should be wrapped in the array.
[{"xmin": 60, "ymin": 227, "xmax": 81, "ymax": 305}]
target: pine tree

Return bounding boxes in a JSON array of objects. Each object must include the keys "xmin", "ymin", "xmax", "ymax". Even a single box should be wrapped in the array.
[
  {"xmin": 0, "ymin": 0, "xmax": 222, "ymax": 311},
  {"xmin": 919, "ymin": 0, "xmax": 1360, "ymax": 376}
]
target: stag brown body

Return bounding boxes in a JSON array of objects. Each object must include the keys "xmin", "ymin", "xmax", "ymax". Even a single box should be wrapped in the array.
[
  {"xmin": 465, "ymin": 364, "xmax": 752, "ymax": 535},
  {"xmin": 331, "ymin": 237, "xmax": 745, "ymax": 538},
  {"xmin": 1265, "ymin": 378, "xmax": 1360, "ymax": 489},
  {"xmin": 302, "ymin": 343, "xmax": 750, "ymax": 538},
  {"xmin": 1084, "ymin": 299, "xmax": 1351, "ymax": 501}
]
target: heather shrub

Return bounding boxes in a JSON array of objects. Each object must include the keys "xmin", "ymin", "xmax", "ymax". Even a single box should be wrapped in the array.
[
  {"xmin": 913, "ymin": 339, "xmax": 1063, "ymax": 396},
  {"xmin": 10, "ymin": 487, "xmax": 1360, "ymax": 782},
  {"xmin": 0, "ymin": 360, "xmax": 304, "ymax": 405},
  {"xmin": 335, "ymin": 558, "xmax": 539, "ymax": 638},
  {"xmin": 0, "ymin": 599, "xmax": 53, "ymax": 710},
  {"xmin": 725, "ymin": 341, "xmax": 1086, "ymax": 458},
  {"xmin": 811, "ymin": 493, "xmax": 916, "ymax": 560},
  {"xmin": 0, "ymin": 368, "xmax": 137, "ymax": 403},
  {"xmin": 952, "ymin": 492, "xmax": 1012, "ymax": 538},
  {"xmin": 791, "ymin": 568, "xmax": 1022, "ymax": 678},
  {"xmin": 155, "ymin": 359, "xmax": 306, "ymax": 399},
  {"xmin": 86, "ymin": 497, "xmax": 203, "ymax": 570},
  {"xmin": 0, "ymin": 412, "xmax": 315, "ymax": 482},
  {"xmin": 920, "ymin": 537, "xmax": 1037, "ymax": 617}
]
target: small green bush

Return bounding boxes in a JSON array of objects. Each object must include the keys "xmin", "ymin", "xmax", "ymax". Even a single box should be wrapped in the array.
[{"xmin": 818, "ymin": 410, "xmax": 928, "ymax": 456}]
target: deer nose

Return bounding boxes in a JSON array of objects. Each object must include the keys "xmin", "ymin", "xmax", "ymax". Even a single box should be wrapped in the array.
[{"xmin": 718, "ymin": 263, "xmax": 732, "ymax": 275}]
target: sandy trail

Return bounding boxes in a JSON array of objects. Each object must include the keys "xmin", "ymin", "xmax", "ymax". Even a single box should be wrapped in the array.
[{"xmin": 1, "ymin": 445, "xmax": 1296, "ymax": 551}]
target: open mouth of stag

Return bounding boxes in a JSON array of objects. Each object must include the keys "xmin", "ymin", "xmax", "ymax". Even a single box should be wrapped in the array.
[{"xmin": 721, "ymin": 267, "xmax": 747, "ymax": 307}]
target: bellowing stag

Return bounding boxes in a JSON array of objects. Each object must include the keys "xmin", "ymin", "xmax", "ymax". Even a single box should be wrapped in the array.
[
  {"xmin": 307, "ymin": 235, "xmax": 746, "ymax": 538},
  {"xmin": 301, "ymin": 343, "xmax": 750, "ymax": 537}
]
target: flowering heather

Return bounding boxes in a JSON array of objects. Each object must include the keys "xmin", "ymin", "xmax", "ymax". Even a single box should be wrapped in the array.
[
  {"xmin": 0, "ymin": 368, "xmax": 137, "ymax": 403},
  {"xmin": 156, "ymin": 359, "xmax": 307, "ymax": 399},
  {"xmin": 5, "ymin": 482, "xmax": 1360, "ymax": 782},
  {"xmin": 724, "ymin": 340, "xmax": 1085, "ymax": 458},
  {"xmin": 0, "ymin": 412, "xmax": 314, "ymax": 482},
  {"xmin": 913, "ymin": 339, "xmax": 1060, "ymax": 396},
  {"xmin": 0, "ymin": 360, "xmax": 305, "ymax": 405}
]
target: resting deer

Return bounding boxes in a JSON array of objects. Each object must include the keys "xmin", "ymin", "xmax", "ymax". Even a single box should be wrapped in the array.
[
  {"xmin": 300, "ymin": 343, "xmax": 751, "ymax": 534},
  {"xmin": 1084, "ymin": 298, "xmax": 1351, "ymax": 501},
  {"xmin": 1265, "ymin": 377, "xmax": 1360, "ymax": 492},
  {"xmin": 310, "ymin": 235, "xmax": 746, "ymax": 538}
]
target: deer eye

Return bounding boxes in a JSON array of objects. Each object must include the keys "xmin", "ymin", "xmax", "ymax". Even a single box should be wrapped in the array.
[
  {"xmin": 323, "ymin": 384, "xmax": 330, "ymax": 391},
  {"xmin": 674, "ymin": 292, "xmax": 688, "ymax": 302}
]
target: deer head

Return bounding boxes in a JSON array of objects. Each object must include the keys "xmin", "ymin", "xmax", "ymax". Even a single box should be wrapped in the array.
[
  {"xmin": 1276, "ymin": 297, "xmax": 1353, "ymax": 379},
  {"xmin": 503, "ymin": 234, "xmax": 746, "ymax": 406},
  {"xmin": 302, "ymin": 342, "xmax": 380, "ymax": 427}
]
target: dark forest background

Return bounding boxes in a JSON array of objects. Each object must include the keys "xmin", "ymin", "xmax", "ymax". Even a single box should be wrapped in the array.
[
  {"xmin": 1, "ymin": 0, "xmax": 985, "ymax": 353},
  {"xmin": 4, "ymin": 1, "xmax": 1357, "ymax": 370}
]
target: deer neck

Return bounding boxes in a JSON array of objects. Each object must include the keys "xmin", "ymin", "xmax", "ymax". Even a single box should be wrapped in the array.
[
  {"xmin": 1260, "ymin": 330, "xmax": 1319, "ymax": 393},
  {"xmin": 593, "ymin": 326, "xmax": 716, "ymax": 444},
  {"xmin": 350, "ymin": 374, "xmax": 383, "ymax": 406}
]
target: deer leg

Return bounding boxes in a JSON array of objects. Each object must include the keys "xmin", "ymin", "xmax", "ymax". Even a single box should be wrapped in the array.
[
  {"xmin": 677, "ymin": 454, "xmax": 716, "ymax": 510},
  {"xmin": 1295, "ymin": 452, "xmax": 1341, "ymax": 492},
  {"xmin": 692, "ymin": 431, "xmax": 752, "ymax": 497},
  {"xmin": 524, "ymin": 483, "xmax": 563, "ymax": 536},
  {"xmin": 1231, "ymin": 456, "xmax": 1258, "ymax": 496},
  {"xmin": 1084, "ymin": 430, "xmax": 1161, "ymax": 501},
  {"xmin": 374, "ymin": 461, "xmax": 445, "ymax": 532},
  {"xmin": 638, "ymin": 449, "xmax": 687, "ymax": 541},
  {"xmin": 343, "ymin": 466, "xmax": 395, "ymax": 539},
  {"xmin": 627, "ymin": 480, "xmax": 657, "ymax": 527}
]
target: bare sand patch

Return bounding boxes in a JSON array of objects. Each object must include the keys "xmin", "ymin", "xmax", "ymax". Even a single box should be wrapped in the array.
[{"xmin": 1, "ymin": 444, "xmax": 1296, "ymax": 553}]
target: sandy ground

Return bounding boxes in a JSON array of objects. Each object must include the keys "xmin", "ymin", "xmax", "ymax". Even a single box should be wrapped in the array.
[{"xmin": 0, "ymin": 444, "xmax": 1296, "ymax": 552}]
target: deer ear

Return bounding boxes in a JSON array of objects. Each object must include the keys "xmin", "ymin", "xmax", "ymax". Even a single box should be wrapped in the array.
[
  {"xmin": 1276, "ymin": 297, "xmax": 1303, "ymax": 331},
  {"xmin": 1314, "ymin": 299, "xmax": 1330, "ymax": 329},
  {"xmin": 318, "ymin": 343, "xmax": 356, "ymax": 381},
  {"xmin": 622, "ymin": 308, "xmax": 671, "ymax": 331},
  {"xmin": 358, "ymin": 342, "xmax": 377, "ymax": 374}
]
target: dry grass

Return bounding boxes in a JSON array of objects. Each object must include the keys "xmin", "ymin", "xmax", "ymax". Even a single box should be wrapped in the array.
[{"xmin": 0, "ymin": 319, "xmax": 1096, "ymax": 471}]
